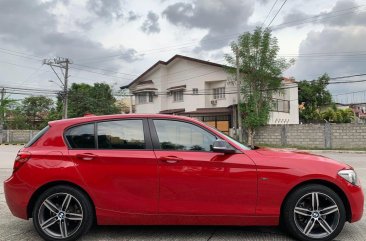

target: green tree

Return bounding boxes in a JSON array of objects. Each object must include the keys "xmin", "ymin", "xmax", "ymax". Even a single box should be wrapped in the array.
[
  {"xmin": 0, "ymin": 95, "xmax": 17, "ymax": 128},
  {"xmin": 21, "ymin": 96, "xmax": 54, "ymax": 129},
  {"xmin": 63, "ymin": 83, "xmax": 119, "ymax": 118},
  {"xmin": 225, "ymin": 27, "xmax": 292, "ymax": 147},
  {"xmin": 298, "ymin": 74, "xmax": 333, "ymax": 123},
  {"xmin": 6, "ymin": 106, "xmax": 28, "ymax": 129}
]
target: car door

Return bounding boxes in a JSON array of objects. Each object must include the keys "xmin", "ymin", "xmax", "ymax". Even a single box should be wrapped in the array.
[
  {"xmin": 150, "ymin": 118, "xmax": 257, "ymax": 216},
  {"xmin": 67, "ymin": 118, "xmax": 158, "ymax": 214}
]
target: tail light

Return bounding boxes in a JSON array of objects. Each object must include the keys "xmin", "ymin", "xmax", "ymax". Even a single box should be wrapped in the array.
[{"xmin": 13, "ymin": 151, "xmax": 31, "ymax": 173}]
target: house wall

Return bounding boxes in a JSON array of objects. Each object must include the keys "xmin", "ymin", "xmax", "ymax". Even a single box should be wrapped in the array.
[
  {"xmin": 130, "ymin": 57, "xmax": 299, "ymax": 125},
  {"xmin": 268, "ymin": 83, "xmax": 299, "ymax": 124}
]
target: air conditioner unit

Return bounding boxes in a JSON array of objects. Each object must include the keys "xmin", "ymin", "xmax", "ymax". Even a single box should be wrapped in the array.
[{"xmin": 211, "ymin": 99, "xmax": 217, "ymax": 105}]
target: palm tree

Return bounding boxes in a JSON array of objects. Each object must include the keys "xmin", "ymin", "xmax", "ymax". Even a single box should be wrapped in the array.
[
  {"xmin": 321, "ymin": 107, "xmax": 354, "ymax": 123},
  {"xmin": 336, "ymin": 108, "xmax": 354, "ymax": 123}
]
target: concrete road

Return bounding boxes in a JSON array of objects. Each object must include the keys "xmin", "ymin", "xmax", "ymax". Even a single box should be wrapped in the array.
[{"xmin": 1, "ymin": 146, "xmax": 365, "ymax": 241}]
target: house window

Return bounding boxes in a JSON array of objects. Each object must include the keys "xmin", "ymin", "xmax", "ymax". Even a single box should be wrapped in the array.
[
  {"xmin": 173, "ymin": 90, "xmax": 184, "ymax": 102},
  {"xmin": 136, "ymin": 92, "xmax": 153, "ymax": 104},
  {"xmin": 271, "ymin": 99, "xmax": 290, "ymax": 113},
  {"xmin": 192, "ymin": 88, "xmax": 198, "ymax": 95},
  {"xmin": 213, "ymin": 87, "xmax": 225, "ymax": 99}
]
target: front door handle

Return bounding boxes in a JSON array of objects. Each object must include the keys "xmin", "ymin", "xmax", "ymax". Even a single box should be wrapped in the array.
[
  {"xmin": 159, "ymin": 156, "xmax": 183, "ymax": 164},
  {"xmin": 76, "ymin": 153, "xmax": 97, "ymax": 161}
]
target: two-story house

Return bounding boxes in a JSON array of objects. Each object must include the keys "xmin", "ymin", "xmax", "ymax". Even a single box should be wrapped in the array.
[{"xmin": 121, "ymin": 55, "xmax": 299, "ymax": 134}]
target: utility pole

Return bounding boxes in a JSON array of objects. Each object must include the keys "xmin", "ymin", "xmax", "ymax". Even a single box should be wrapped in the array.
[
  {"xmin": 235, "ymin": 47, "xmax": 243, "ymax": 142},
  {"xmin": 43, "ymin": 57, "xmax": 71, "ymax": 119},
  {"xmin": 0, "ymin": 88, "xmax": 5, "ymax": 129}
]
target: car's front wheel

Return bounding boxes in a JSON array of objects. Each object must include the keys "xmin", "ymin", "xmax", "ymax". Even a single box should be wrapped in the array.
[
  {"xmin": 282, "ymin": 184, "xmax": 346, "ymax": 241},
  {"xmin": 32, "ymin": 185, "xmax": 94, "ymax": 241}
]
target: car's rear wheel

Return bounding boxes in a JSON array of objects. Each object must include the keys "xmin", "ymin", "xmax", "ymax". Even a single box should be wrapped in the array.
[
  {"xmin": 282, "ymin": 184, "xmax": 346, "ymax": 241},
  {"xmin": 32, "ymin": 185, "xmax": 94, "ymax": 241}
]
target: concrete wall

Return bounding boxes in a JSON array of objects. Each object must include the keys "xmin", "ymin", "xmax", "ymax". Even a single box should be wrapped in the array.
[
  {"xmin": 0, "ymin": 130, "xmax": 40, "ymax": 144},
  {"xmin": 253, "ymin": 123, "xmax": 366, "ymax": 149}
]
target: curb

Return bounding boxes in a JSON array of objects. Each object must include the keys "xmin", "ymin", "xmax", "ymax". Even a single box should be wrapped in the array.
[
  {"xmin": 0, "ymin": 143, "xmax": 25, "ymax": 146},
  {"xmin": 303, "ymin": 150, "xmax": 366, "ymax": 154}
]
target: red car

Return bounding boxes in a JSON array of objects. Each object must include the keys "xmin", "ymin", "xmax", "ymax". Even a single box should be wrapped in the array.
[{"xmin": 4, "ymin": 114, "xmax": 364, "ymax": 241}]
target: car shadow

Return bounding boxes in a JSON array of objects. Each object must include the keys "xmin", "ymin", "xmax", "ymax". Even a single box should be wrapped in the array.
[{"xmin": 83, "ymin": 225, "xmax": 296, "ymax": 240}]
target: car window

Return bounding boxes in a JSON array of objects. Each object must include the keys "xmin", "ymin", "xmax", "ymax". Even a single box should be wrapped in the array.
[
  {"xmin": 25, "ymin": 125, "xmax": 50, "ymax": 147},
  {"xmin": 65, "ymin": 123, "xmax": 95, "ymax": 149},
  {"xmin": 97, "ymin": 120, "xmax": 145, "ymax": 149},
  {"xmin": 153, "ymin": 119, "xmax": 216, "ymax": 151}
]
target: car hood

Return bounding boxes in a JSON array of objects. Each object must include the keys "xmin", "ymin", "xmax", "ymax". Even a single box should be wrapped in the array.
[{"xmin": 252, "ymin": 147, "xmax": 349, "ymax": 168}]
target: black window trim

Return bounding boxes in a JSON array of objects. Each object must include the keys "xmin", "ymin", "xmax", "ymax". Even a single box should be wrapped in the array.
[
  {"xmin": 148, "ymin": 118, "xmax": 223, "ymax": 153},
  {"xmin": 64, "ymin": 118, "xmax": 153, "ymax": 150}
]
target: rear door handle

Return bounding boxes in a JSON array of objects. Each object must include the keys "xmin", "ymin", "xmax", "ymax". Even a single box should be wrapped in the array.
[
  {"xmin": 159, "ymin": 156, "xmax": 183, "ymax": 164},
  {"xmin": 76, "ymin": 153, "xmax": 97, "ymax": 161}
]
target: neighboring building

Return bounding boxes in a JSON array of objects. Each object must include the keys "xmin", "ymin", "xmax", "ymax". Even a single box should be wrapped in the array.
[
  {"xmin": 121, "ymin": 55, "xmax": 299, "ymax": 133},
  {"xmin": 332, "ymin": 103, "xmax": 366, "ymax": 123},
  {"xmin": 350, "ymin": 103, "xmax": 366, "ymax": 123}
]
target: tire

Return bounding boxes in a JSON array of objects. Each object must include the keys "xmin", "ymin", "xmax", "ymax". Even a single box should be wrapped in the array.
[
  {"xmin": 282, "ymin": 184, "xmax": 346, "ymax": 241},
  {"xmin": 32, "ymin": 185, "xmax": 94, "ymax": 241}
]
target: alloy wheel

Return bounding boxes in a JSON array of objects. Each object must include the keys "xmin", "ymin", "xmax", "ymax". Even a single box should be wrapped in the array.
[
  {"xmin": 293, "ymin": 192, "xmax": 340, "ymax": 239},
  {"xmin": 38, "ymin": 192, "xmax": 84, "ymax": 239}
]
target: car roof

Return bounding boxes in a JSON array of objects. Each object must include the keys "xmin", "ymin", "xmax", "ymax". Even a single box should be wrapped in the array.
[{"xmin": 48, "ymin": 114, "xmax": 198, "ymax": 127}]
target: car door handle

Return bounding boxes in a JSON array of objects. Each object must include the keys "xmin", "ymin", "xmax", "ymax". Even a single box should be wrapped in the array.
[
  {"xmin": 76, "ymin": 153, "xmax": 97, "ymax": 161},
  {"xmin": 159, "ymin": 156, "xmax": 183, "ymax": 164}
]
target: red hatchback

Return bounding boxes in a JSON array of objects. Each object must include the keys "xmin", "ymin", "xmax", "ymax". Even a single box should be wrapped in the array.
[{"xmin": 4, "ymin": 114, "xmax": 364, "ymax": 241}]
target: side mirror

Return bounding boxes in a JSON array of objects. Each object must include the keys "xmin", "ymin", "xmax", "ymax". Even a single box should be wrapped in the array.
[{"xmin": 212, "ymin": 139, "xmax": 236, "ymax": 154}]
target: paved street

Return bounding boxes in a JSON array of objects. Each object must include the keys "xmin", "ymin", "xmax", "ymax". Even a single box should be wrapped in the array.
[{"xmin": 1, "ymin": 146, "xmax": 366, "ymax": 241}]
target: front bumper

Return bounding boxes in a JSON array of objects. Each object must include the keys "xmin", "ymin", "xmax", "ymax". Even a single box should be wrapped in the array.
[{"xmin": 343, "ymin": 180, "xmax": 364, "ymax": 222}]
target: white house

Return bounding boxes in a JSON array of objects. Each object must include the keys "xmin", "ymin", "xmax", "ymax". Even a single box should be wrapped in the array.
[{"xmin": 121, "ymin": 55, "xmax": 299, "ymax": 134}]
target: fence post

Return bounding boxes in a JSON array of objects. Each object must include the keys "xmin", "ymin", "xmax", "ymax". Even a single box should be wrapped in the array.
[
  {"xmin": 281, "ymin": 125, "xmax": 287, "ymax": 146},
  {"xmin": 324, "ymin": 123, "xmax": 332, "ymax": 149},
  {"xmin": 6, "ymin": 130, "xmax": 10, "ymax": 143}
]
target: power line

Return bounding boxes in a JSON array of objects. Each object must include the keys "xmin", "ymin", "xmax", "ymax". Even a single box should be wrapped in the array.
[
  {"xmin": 262, "ymin": 0, "xmax": 280, "ymax": 27},
  {"xmin": 330, "ymin": 73, "xmax": 366, "ymax": 80},
  {"xmin": 272, "ymin": 5, "xmax": 365, "ymax": 29},
  {"xmin": 267, "ymin": 0, "xmax": 288, "ymax": 27},
  {"xmin": 72, "ymin": 63, "xmax": 138, "ymax": 77}
]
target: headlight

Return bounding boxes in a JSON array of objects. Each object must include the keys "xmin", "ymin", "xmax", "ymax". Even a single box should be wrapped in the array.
[{"xmin": 338, "ymin": 169, "xmax": 358, "ymax": 185}]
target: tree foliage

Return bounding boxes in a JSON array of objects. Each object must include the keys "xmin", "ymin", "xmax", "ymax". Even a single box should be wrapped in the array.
[
  {"xmin": 20, "ymin": 96, "xmax": 54, "ymax": 129},
  {"xmin": 298, "ymin": 74, "xmax": 333, "ymax": 123},
  {"xmin": 321, "ymin": 107, "xmax": 354, "ymax": 123},
  {"xmin": 0, "ymin": 95, "xmax": 17, "ymax": 128},
  {"xmin": 62, "ymin": 83, "xmax": 120, "ymax": 118},
  {"xmin": 225, "ymin": 27, "xmax": 292, "ymax": 147}
]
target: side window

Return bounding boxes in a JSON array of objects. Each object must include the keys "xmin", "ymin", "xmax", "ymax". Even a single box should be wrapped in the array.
[
  {"xmin": 97, "ymin": 120, "xmax": 145, "ymax": 149},
  {"xmin": 153, "ymin": 120, "xmax": 216, "ymax": 151},
  {"xmin": 65, "ymin": 123, "xmax": 95, "ymax": 149}
]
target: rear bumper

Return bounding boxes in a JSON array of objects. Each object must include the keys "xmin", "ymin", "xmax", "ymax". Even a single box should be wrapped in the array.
[{"xmin": 4, "ymin": 174, "xmax": 34, "ymax": 220}]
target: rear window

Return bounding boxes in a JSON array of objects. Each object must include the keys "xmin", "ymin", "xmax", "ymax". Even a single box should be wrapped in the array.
[
  {"xmin": 65, "ymin": 123, "xmax": 95, "ymax": 149},
  {"xmin": 25, "ymin": 125, "xmax": 50, "ymax": 147},
  {"xmin": 97, "ymin": 119, "xmax": 145, "ymax": 149}
]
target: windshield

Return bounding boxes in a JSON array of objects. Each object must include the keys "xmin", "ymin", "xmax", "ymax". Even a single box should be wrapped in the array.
[
  {"xmin": 220, "ymin": 132, "xmax": 251, "ymax": 150},
  {"xmin": 203, "ymin": 123, "xmax": 251, "ymax": 150}
]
